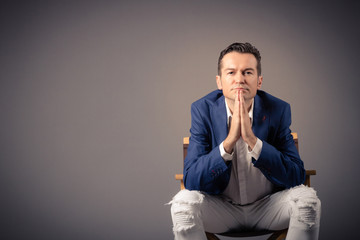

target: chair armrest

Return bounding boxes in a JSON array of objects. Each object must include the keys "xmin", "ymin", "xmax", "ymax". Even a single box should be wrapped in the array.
[
  {"xmin": 175, "ymin": 174, "xmax": 183, "ymax": 180},
  {"xmin": 174, "ymin": 174, "xmax": 185, "ymax": 190},
  {"xmin": 306, "ymin": 170, "xmax": 316, "ymax": 175}
]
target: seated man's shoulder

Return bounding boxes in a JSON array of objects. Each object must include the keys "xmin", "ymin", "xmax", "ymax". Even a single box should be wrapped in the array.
[
  {"xmin": 192, "ymin": 89, "xmax": 223, "ymax": 108},
  {"xmin": 257, "ymin": 90, "xmax": 290, "ymax": 108}
]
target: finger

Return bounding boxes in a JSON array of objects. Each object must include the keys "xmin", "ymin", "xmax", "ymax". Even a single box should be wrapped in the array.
[
  {"xmin": 235, "ymin": 90, "xmax": 240, "ymax": 104},
  {"xmin": 233, "ymin": 90, "xmax": 240, "ymax": 115},
  {"xmin": 240, "ymin": 91, "xmax": 251, "ymax": 127},
  {"xmin": 239, "ymin": 90, "xmax": 246, "ymax": 116}
]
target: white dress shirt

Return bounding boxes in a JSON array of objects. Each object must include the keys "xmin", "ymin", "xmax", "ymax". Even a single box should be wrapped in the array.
[{"xmin": 219, "ymin": 99, "xmax": 274, "ymax": 205}]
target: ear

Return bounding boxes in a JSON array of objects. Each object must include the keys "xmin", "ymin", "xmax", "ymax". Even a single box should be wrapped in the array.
[
  {"xmin": 216, "ymin": 75, "xmax": 222, "ymax": 90},
  {"xmin": 257, "ymin": 75, "xmax": 263, "ymax": 89}
]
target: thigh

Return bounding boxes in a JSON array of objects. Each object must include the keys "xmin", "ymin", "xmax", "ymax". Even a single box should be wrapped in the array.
[
  {"xmin": 247, "ymin": 190, "xmax": 292, "ymax": 231},
  {"xmin": 202, "ymin": 192, "xmax": 249, "ymax": 233},
  {"xmin": 171, "ymin": 190, "xmax": 247, "ymax": 234},
  {"xmin": 248, "ymin": 185, "xmax": 319, "ymax": 231}
]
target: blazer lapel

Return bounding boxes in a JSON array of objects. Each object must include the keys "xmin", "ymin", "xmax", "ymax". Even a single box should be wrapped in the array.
[
  {"xmin": 210, "ymin": 95, "xmax": 228, "ymax": 146},
  {"xmin": 252, "ymin": 94, "xmax": 269, "ymax": 141}
]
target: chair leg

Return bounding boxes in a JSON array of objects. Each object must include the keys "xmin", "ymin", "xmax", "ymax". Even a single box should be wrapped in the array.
[
  {"xmin": 205, "ymin": 232, "xmax": 220, "ymax": 240},
  {"xmin": 268, "ymin": 229, "xmax": 288, "ymax": 240}
]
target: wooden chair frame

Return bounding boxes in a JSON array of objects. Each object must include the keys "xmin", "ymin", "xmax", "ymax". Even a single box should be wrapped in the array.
[{"xmin": 175, "ymin": 133, "xmax": 316, "ymax": 240}]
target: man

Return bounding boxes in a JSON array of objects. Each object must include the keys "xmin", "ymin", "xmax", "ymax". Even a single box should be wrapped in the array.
[{"xmin": 170, "ymin": 42, "xmax": 321, "ymax": 240}]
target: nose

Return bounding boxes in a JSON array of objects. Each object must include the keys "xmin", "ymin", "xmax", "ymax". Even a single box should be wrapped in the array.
[{"xmin": 235, "ymin": 73, "xmax": 245, "ymax": 84}]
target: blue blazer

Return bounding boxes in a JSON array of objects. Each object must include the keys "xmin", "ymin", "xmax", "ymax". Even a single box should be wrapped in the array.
[{"xmin": 183, "ymin": 90, "xmax": 305, "ymax": 194}]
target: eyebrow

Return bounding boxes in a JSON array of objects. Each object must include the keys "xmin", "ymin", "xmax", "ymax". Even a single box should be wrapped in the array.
[
  {"xmin": 242, "ymin": 68, "xmax": 255, "ymax": 72},
  {"xmin": 223, "ymin": 67, "xmax": 255, "ymax": 72}
]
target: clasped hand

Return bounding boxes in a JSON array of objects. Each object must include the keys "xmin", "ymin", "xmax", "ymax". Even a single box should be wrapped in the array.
[{"xmin": 223, "ymin": 90, "xmax": 257, "ymax": 154}]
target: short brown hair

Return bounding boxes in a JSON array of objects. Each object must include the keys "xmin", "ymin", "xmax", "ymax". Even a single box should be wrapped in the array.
[{"xmin": 218, "ymin": 42, "xmax": 262, "ymax": 75}]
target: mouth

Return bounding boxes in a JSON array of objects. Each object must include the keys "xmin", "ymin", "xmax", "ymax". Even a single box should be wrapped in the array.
[{"xmin": 233, "ymin": 87, "xmax": 248, "ymax": 91}]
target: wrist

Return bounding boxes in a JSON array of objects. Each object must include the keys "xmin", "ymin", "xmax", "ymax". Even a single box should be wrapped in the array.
[
  {"xmin": 246, "ymin": 135, "xmax": 257, "ymax": 151},
  {"xmin": 223, "ymin": 137, "xmax": 236, "ymax": 154}
]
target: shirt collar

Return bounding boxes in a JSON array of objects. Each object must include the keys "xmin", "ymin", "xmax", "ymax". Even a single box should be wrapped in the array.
[{"xmin": 224, "ymin": 98, "xmax": 254, "ymax": 127}]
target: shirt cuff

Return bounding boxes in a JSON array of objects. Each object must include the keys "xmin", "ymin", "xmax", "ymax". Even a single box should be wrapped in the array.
[
  {"xmin": 248, "ymin": 138, "xmax": 263, "ymax": 160},
  {"xmin": 219, "ymin": 141, "xmax": 234, "ymax": 161}
]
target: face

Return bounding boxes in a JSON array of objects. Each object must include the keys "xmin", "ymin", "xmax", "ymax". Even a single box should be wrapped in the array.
[{"xmin": 216, "ymin": 52, "xmax": 263, "ymax": 106}]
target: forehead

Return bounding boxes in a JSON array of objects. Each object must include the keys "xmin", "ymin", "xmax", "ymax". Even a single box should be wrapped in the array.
[{"xmin": 221, "ymin": 52, "xmax": 257, "ymax": 69}]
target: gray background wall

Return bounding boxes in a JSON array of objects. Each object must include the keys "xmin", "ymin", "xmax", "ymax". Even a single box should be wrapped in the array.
[{"xmin": 1, "ymin": 0, "xmax": 359, "ymax": 239}]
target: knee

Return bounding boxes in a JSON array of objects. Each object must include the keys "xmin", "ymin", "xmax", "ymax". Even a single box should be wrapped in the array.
[
  {"xmin": 287, "ymin": 185, "xmax": 321, "ymax": 229},
  {"xmin": 169, "ymin": 190, "xmax": 204, "ymax": 233}
]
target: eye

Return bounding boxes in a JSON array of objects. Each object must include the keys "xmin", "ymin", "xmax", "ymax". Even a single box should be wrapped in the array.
[
  {"xmin": 244, "ymin": 71, "xmax": 253, "ymax": 75},
  {"xmin": 228, "ymin": 71, "xmax": 234, "ymax": 75}
]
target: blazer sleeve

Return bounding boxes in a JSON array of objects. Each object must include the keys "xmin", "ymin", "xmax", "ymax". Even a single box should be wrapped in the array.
[
  {"xmin": 183, "ymin": 103, "xmax": 231, "ymax": 194},
  {"xmin": 253, "ymin": 103, "xmax": 306, "ymax": 189}
]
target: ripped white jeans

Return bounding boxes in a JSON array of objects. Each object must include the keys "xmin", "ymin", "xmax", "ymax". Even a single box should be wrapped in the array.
[{"xmin": 169, "ymin": 185, "xmax": 321, "ymax": 240}]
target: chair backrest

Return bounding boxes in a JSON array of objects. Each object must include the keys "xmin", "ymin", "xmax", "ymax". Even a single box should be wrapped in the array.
[{"xmin": 181, "ymin": 132, "xmax": 315, "ymax": 186}]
